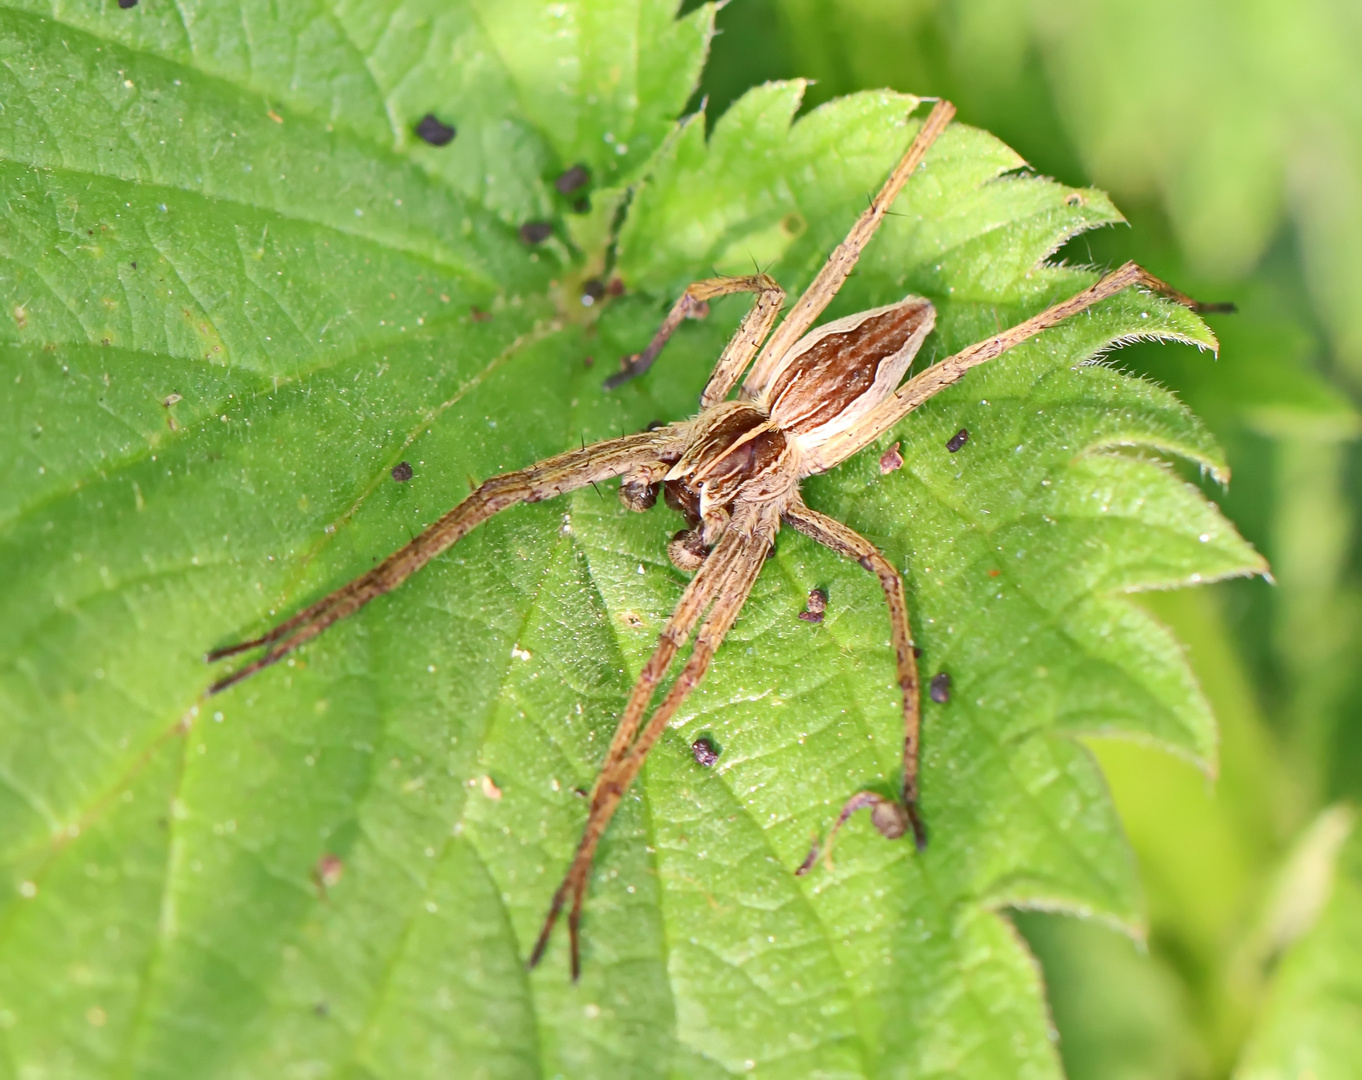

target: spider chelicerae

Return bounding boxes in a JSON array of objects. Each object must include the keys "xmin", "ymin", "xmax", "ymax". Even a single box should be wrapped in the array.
[{"xmin": 206, "ymin": 100, "xmax": 1229, "ymax": 979}]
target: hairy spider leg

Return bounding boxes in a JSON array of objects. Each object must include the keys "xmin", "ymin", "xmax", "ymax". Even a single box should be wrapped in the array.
[
  {"xmin": 529, "ymin": 502, "xmax": 781, "ymax": 979},
  {"xmin": 743, "ymin": 99, "xmax": 956, "ymax": 391},
  {"xmin": 604, "ymin": 273, "xmax": 786, "ymax": 399},
  {"xmin": 782, "ymin": 495, "xmax": 925, "ymax": 850},
  {"xmin": 606, "ymin": 99, "xmax": 955, "ymax": 401},
  {"xmin": 594, "ymin": 496, "xmax": 760, "ymax": 780},
  {"xmin": 812, "ymin": 260, "xmax": 1234, "ymax": 471},
  {"xmin": 205, "ymin": 427, "xmax": 686, "ymax": 694}
]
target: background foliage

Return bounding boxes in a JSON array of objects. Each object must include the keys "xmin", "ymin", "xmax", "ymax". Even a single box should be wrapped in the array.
[
  {"xmin": 697, "ymin": 0, "xmax": 1362, "ymax": 1076},
  {"xmin": 0, "ymin": 0, "xmax": 1355, "ymax": 1078}
]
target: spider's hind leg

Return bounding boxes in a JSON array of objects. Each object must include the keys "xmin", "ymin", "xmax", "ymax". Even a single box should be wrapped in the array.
[
  {"xmin": 529, "ymin": 505, "xmax": 779, "ymax": 977},
  {"xmin": 782, "ymin": 494, "xmax": 927, "ymax": 858}
]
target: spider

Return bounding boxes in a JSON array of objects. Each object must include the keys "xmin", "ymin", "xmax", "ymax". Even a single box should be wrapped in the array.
[{"xmin": 206, "ymin": 99, "xmax": 1230, "ymax": 979}]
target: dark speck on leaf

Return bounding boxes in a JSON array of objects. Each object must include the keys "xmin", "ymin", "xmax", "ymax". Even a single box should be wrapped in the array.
[
  {"xmin": 555, "ymin": 164, "xmax": 590, "ymax": 195},
  {"xmin": 572, "ymin": 197, "xmax": 590, "ymax": 214},
  {"xmin": 798, "ymin": 588, "xmax": 827, "ymax": 624},
  {"xmin": 130, "ymin": 261, "xmax": 137, "ymax": 269},
  {"xmin": 930, "ymin": 672, "xmax": 952, "ymax": 704},
  {"xmin": 118, "ymin": 0, "xmax": 137, "ymax": 8},
  {"xmin": 519, "ymin": 221, "xmax": 553, "ymax": 245},
  {"xmin": 912, "ymin": 645, "xmax": 923, "ymax": 658},
  {"xmin": 946, "ymin": 428, "xmax": 969, "ymax": 453},
  {"xmin": 414, "ymin": 113, "xmax": 456, "ymax": 146},
  {"xmin": 582, "ymin": 354, "xmax": 594, "ymax": 368},
  {"xmin": 691, "ymin": 737, "xmax": 720, "ymax": 767},
  {"xmin": 582, "ymin": 278, "xmax": 607, "ymax": 303},
  {"xmin": 470, "ymin": 305, "xmax": 492, "ymax": 322},
  {"xmin": 391, "ymin": 462, "xmax": 414, "ymax": 482}
]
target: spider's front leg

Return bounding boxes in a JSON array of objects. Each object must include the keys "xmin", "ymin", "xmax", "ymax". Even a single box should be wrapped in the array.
[
  {"xmin": 811, "ymin": 260, "xmax": 1236, "ymax": 468},
  {"xmin": 206, "ymin": 426, "xmax": 687, "ymax": 694},
  {"xmin": 529, "ymin": 503, "xmax": 780, "ymax": 979},
  {"xmin": 782, "ymin": 495, "xmax": 927, "ymax": 856},
  {"xmin": 604, "ymin": 274, "xmax": 785, "ymax": 404}
]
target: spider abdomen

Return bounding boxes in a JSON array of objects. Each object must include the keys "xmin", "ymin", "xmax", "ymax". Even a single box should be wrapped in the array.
[{"xmin": 747, "ymin": 296, "xmax": 935, "ymax": 458}]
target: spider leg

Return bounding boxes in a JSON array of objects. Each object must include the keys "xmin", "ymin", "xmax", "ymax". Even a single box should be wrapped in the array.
[
  {"xmin": 782, "ymin": 495, "xmax": 926, "ymax": 852},
  {"xmin": 746, "ymin": 100, "xmax": 955, "ymax": 388},
  {"xmin": 206, "ymin": 427, "xmax": 687, "ymax": 695},
  {"xmin": 528, "ymin": 504, "xmax": 779, "ymax": 978},
  {"xmin": 590, "ymin": 500, "xmax": 759, "ymax": 795},
  {"xmin": 604, "ymin": 274, "xmax": 785, "ymax": 400},
  {"xmin": 810, "ymin": 260, "xmax": 1236, "ymax": 470}
]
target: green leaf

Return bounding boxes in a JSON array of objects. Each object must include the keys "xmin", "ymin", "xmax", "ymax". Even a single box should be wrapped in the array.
[
  {"xmin": 1237, "ymin": 814, "xmax": 1362, "ymax": 1080},
  {"xmin": 0, "ymin": 7, "xmax": 1263, "ymax": 1079}
]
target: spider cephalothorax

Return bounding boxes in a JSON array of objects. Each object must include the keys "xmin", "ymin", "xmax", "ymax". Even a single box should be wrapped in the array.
[{"xmin": 206, "ymin": 100, "xmax": 1229, "ymax": 979}]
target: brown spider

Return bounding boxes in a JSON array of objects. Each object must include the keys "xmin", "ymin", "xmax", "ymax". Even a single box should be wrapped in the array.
[{"xmin": 206, "ymin": 100, "xmax": 1230, "ymax": 979}]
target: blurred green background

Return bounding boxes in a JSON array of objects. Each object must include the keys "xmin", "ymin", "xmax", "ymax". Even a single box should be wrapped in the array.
[{"xmin": 691, "ymin": 1, "xmax": 1362, "ymax": 1077}]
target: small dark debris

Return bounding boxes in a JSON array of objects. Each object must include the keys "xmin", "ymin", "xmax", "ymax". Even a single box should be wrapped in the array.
[
  {"xmin": 795, "ymin": 837, "xmax": 821, "ymax": 876},
  {"xmin": 470, "ymin": 305, "xmax": 492, "ymax": 322},
  {"xmin": 912, "ymin": 645, "xmax": 923, "ymax": 658},
  {"xmin": 414, "ymin": 113, "xmax": 456, "ymax": 146},
  {"xmin": 572, "ymin": 197, "xmax": 590, "ymax": 214},
  {"xmin": 691, "ymin": 737, "xmax": 720, "ymax": 767},
  {"xmin": 581, "ymin": 278, "xmax": 607, "ymax": 305},
  {"xmin": 582, "ymin": 354, "xmax": 594, "ymax": 368},
  {"xmin": 118, "ymin": 0, "xmax": 138, "ymax": 8},
  {"xmin": 879, "ymin": 440, "xmax": 904, "ymax": 474},
  {"xmin": 946, "ymin": 428, "xmax": 969, "ymax": 453},
  {"xmin": 130, "ymin": 261, "xmax": 137, "ymax": 269},
  {"xmin": 798, "ymin": 588, "xmax": 827, "ymax": 624},
  {"xmin": 314, "ymin": 1001, "xmax": 330, "ymax": 1018},
  {"xmin": 519, "ymin": 221, "xmax": 553, "ymax": 245},
  {"xmin": 645, "ymin": 419, "xmax": 666, "ymax": 431},
  {"xmin": 555, "ymin": 164, "xmax": 590, "ymax": 195},
  {"xmin": 929, "ymin": 672, "xmax": 952, "ymax": 704},
  {"xmin": 606, "ymin": 278, "xmax": 626, "ymax": 297},
  {"xmin": 574, "ymin": 786, "xmax": 588, "ymax": 798},
  {"xmin": 391, "ymin": 461, "xmax": 414, "ymax": 482}
]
